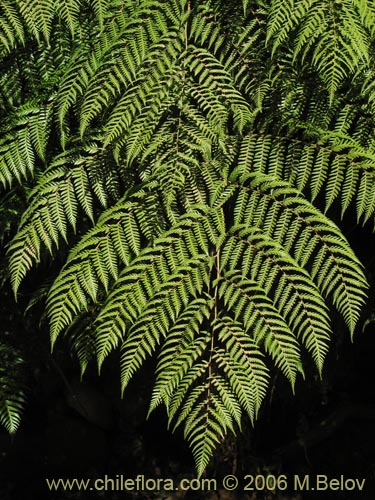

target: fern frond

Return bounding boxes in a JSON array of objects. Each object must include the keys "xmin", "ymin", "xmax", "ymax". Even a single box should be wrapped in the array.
[
  {"xmin": 17, "ymin": 0, "xmax": 55, "ymax": 43},
  {"xmin": 214, "ymin": 316, "xmax": 269, "ymax": 423},
  {"xmin": 0, "ymin": 393, "xmax": 26, "ymax": 434},
  {"xmin": 0, "ymin": 101, "xmax": 52, "ymax": 188},
  {"xmin": 231, "ymin": 172, "xmax": 368, "ymax": 334},
  {"xmin": 55, "ymin": 0, "xmax": 81, "ymax": 36},
  {"xmin": 150, "ymin": 297, "xmax": 213, "ymax": 412},
  {"xmin": 8, "ymin": 142, "xmax": 124, "ymax": 295},
  {"xmin": 79, "ymin": 2, "xmax": 183, "ymax": 136},
  {"xmin": 186, "ymin": 46, "xmax": 253, "ymax": 133},
  {"xmin": 217, "ymin": 270, "xmax": 302, "ymax": 384},
  {"xmin": 0, "ymin": 1, "xmax": 24, "ymax": 52},
  {"xmin": 103, "ymin": 33, "xmax": 182, "ymax": 149},
  {"xmin": 94, "ymin": 208, "xmax": 222, "ymax": 367},
  {"xmin": 46, "ymin": 188, "xmax": 166, "ymax": 345},
  {"xmin": 238, "ymin": 132, "xmax": 375, "ymax": 225},
  {"xmin": 88, "ymin": 0, "xmax": 109, "ymax": 27},
  {"xmin": 177, "ymin": 381, "xmax": 225, "ymax": 477},
  {"xmin": 119, "ymin": 258, "xmax": 210, "ymax": 392},
  {"xmin": 0, "ymin": 341, "xmax": 27, "ymax": 434},
  {"xmin": 267, "ymin": 0, "xmax": 372, "ymax": 99}
]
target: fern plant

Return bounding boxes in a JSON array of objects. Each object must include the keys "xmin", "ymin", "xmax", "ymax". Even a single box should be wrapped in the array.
[{"xmin": 0, "ymin": 0, "xmax": 374, "ymax": 474}]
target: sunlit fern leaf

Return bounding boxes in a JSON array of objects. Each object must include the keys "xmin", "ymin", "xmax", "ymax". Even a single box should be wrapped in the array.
[
  {"xmin": 172, "ymin": 370, "xmax": 237, "ymax": 478},
  {"xmin": 56, "ymin": 47, "xmax": 96, "ymax": 130},
  {"xmin": 8, "ymin": 171, "xmax": 77, "ymax": 295},
  {"xmin": 186, "ymin": 46, "xmax": 254, "ymax": 133},
  {"xmin": 242, "ymin": 0, "xmax": 250, "ymax": 16},
  {"xmin": 103, "ymin": 35, "xmax": 182, "ymax": 150},
  {"xmin": 267, "ymin": 0, "xmax": 373, "ymax": 99},
  {"xmin": 88, "ymin": 0, "xmax": 109, "ymax": 27},
  {"xmin": 214, "ymin": 316, "xmax": 269, "ymax": 422},
  {"xmin": 71, "ymin": 164, "xmax": 94, "ymax": 222},
  {"xmin": 8, "ymin": 143, "xmax": 126, "ymax": 295},
  {"xmin": 0, "ymin": 102, "xmax": 48, "ymax": 189},
  {"xmin": 46, "ymin": 188, "xmax": 167, "ymax": 344},
  {"xmin": 118, "ymin": 257, "xmax": 211, "ymax": 391},
  {"xmin": 55, "ymin": 0, "xmax": 81, "ymax": 36},
  {"xmin": 92, "ymin": 211, "xmax": 219, "ymax": 368},
  {"xmin": 237, "ymin": 132, "xmax": 375, "ymax": 220},
  {"xmin": 17, "ymin": 0, "xmax": 55, "ymax": 43},
  {"xmin": 142, "ymin": 108, "xmax": 213, "ymax": 207},
  {"xmin": 8, "ymin": 226, "xmax": 41, "ymax": 296},
  {"xmin": 0, "ymin": 1, "xmax": 24, "ymax": 52},
  {"xmin": 230, "ymin": 172, "xmax": 368, "ymax": 334},
  {"xmin": 79, "ymin": 5, "xmax": 182, "ymax": 136},
  {"xmin": 357, "ymin": 170, "xmax": 375, "ymax": 224},
  {"xmin": 217, "ymin": 270, "xmax": 302, "ymax": 385},
  {"xmin": 29, "ymin": 102, "xmax": 54, "ymax": 163},
  {"xmin": 220, "ymin": 230, "xmax": 332, "ymax": 373},
  {"xmin": 149, "ymin": 297, "xmax": 214, "ymax": 412}
]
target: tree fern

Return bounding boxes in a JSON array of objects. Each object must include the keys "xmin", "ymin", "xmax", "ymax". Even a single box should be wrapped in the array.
[{"xmin": 1, "ymin": 0, "xmax": 374, "ymax": 476}]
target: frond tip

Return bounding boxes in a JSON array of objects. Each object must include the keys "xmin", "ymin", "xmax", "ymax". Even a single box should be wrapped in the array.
[
  {"xmin": 0, "ymin": 393, "xmax": 26, "ymax": 434},
  {"xmin": 0, "ymin": 342, "xmax": 27, "ymax": 434}
]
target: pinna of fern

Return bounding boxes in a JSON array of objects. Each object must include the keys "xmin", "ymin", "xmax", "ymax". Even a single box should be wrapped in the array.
[{"xmin": 0, "ymin": 340, "xmax": 27, "ymax": 435}]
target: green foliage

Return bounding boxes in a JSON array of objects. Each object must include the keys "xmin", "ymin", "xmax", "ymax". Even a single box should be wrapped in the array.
[
  {"xmin": 267, "ymin": 0, "xmax": 375, "ymax": 100},
  {"xmin": 0, "ymin": 341, "xmax": 27, "ymax": 434},
  {"xmin": 0, "ymin": 0, "xmax": 374, "ymax": 474}
]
